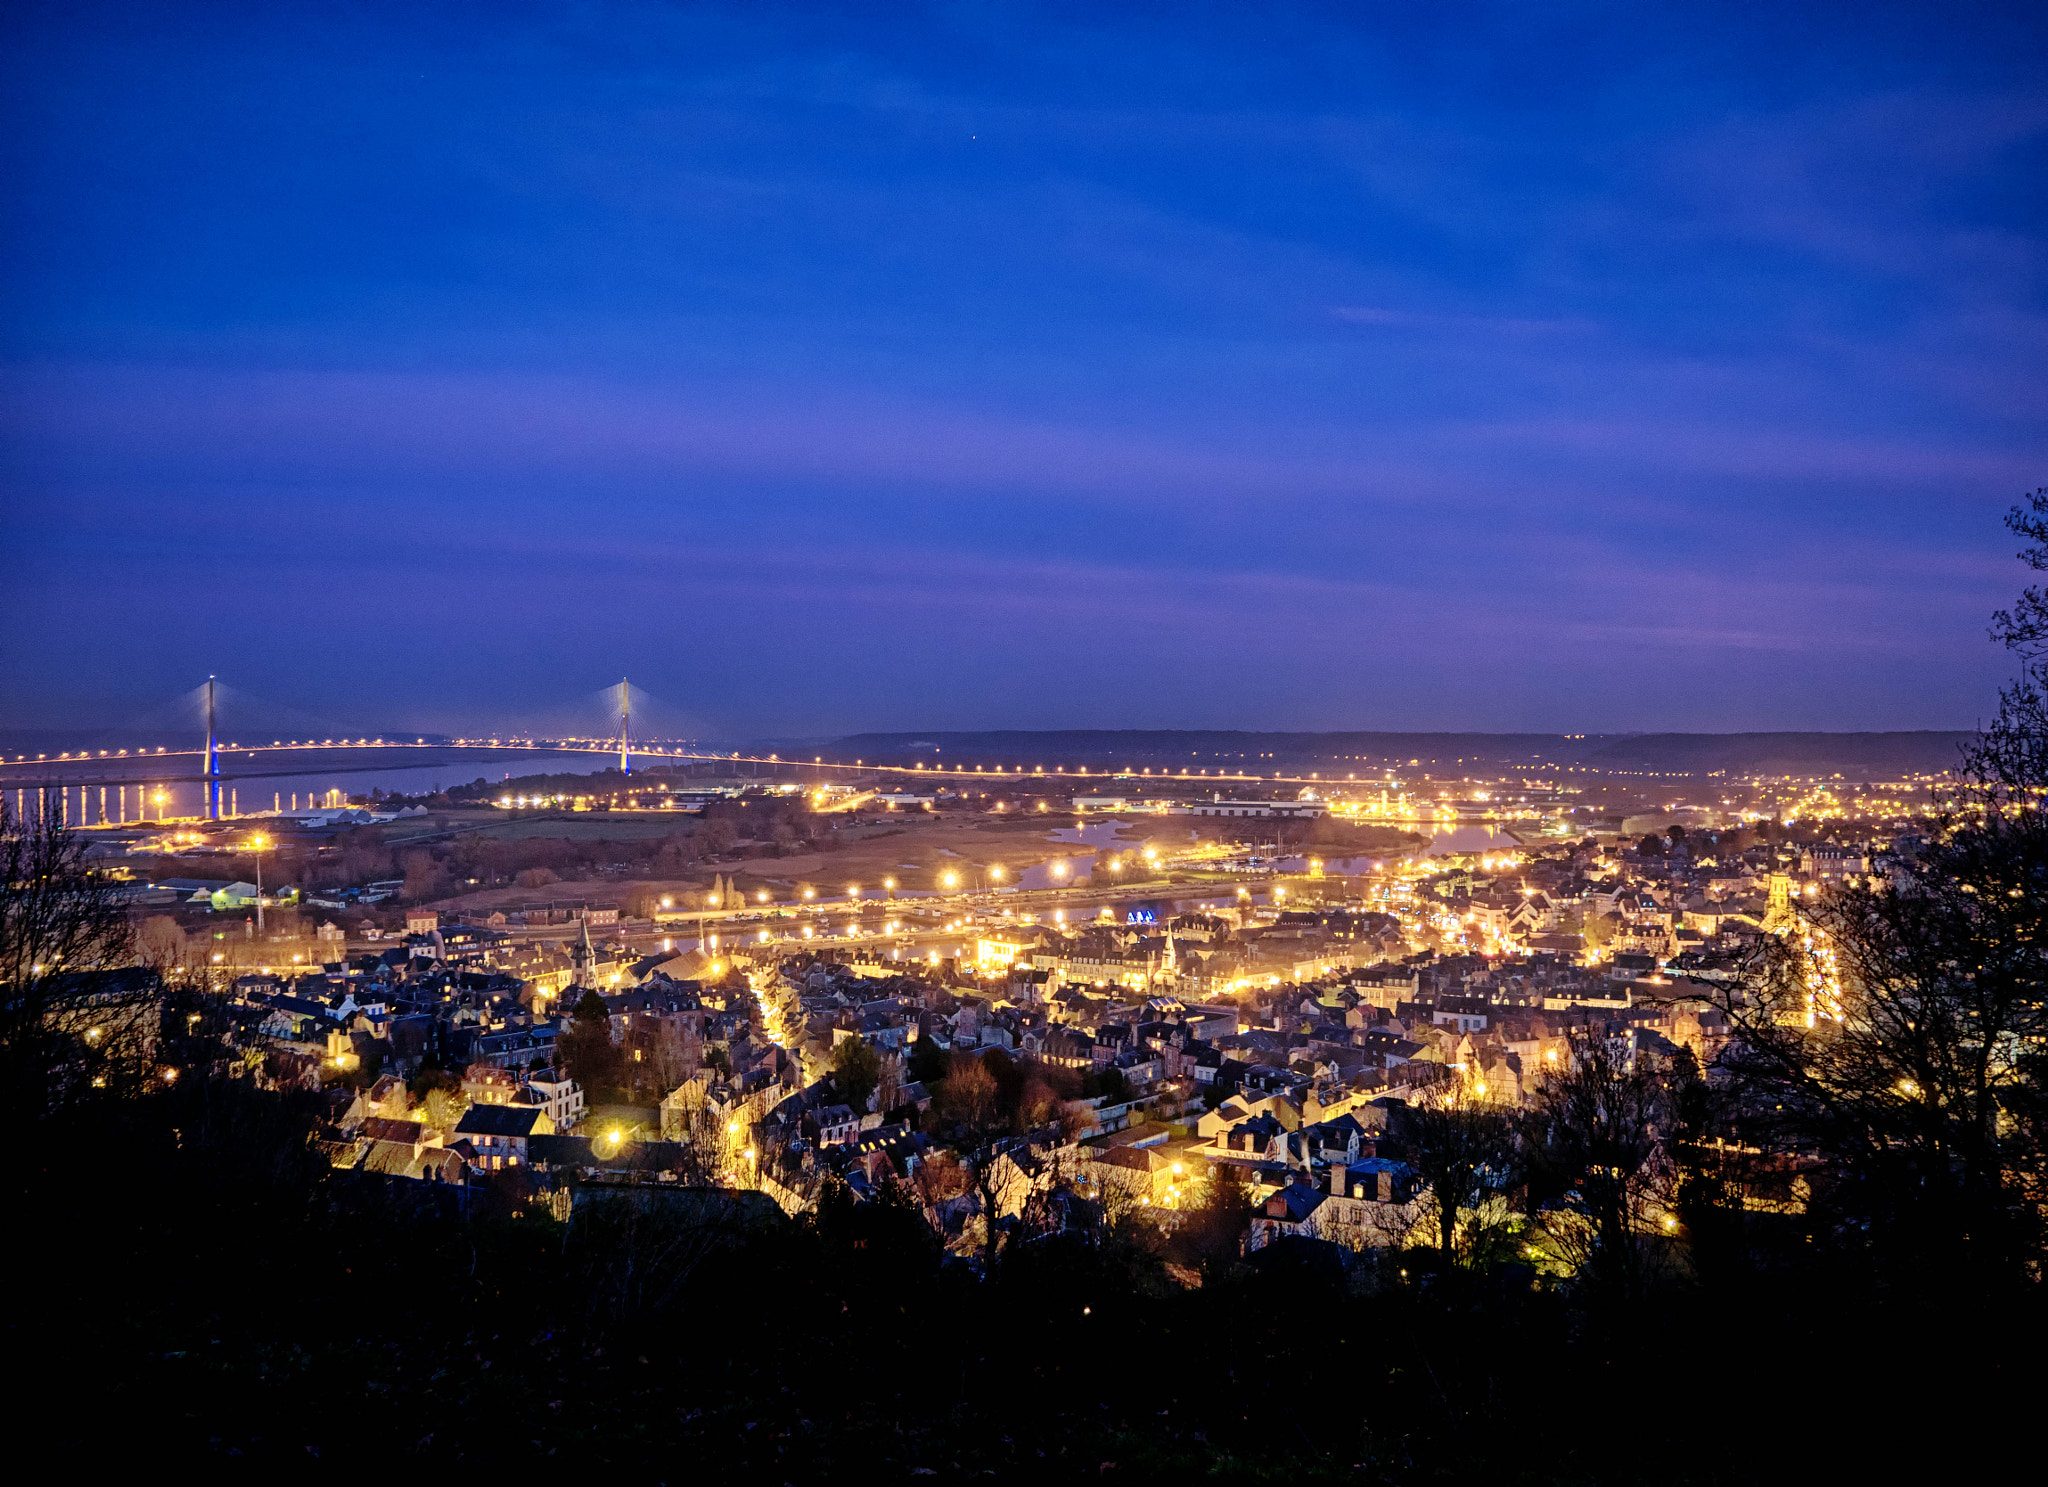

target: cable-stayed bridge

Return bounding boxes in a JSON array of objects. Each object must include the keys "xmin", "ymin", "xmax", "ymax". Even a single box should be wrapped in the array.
[{"xmin": 1, "ymin": 675, "xmax": 1279, "ymax": 827}]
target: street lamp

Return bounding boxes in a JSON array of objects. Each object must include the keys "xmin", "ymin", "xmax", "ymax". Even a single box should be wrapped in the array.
[{"xmin": 249, "ymin": 834, "xmax": 269, "ymax": 933}]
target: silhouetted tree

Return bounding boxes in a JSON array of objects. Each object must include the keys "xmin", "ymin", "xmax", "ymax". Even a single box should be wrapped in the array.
[
  {"xmin": 1527, "ymin": 1030, "xmax": 1671, "ymax": 1299},
  {"xmin": 0, "ymin": 801, "xmax": 154, "ymax": 1125},
  {"xmin": 1401, "ymin": 1085, "xmax": 1516, "ymax": 1266},
  {"xmin": 829, "ymin": 1034, "xmax": 883, "ymax": 1112},
  {"xmin": 1712, "ymin": 489, "xmax": 2048, "ymax": 1288},
  {"xmin": 560, "ymin": 986, "xmax": 624, "ymax": 1104},
  {"xmin": 938, "ymin": 1049, "xmax": 999, "ymax": 1133},
  {"xmin": 1175, "ymin": 1161, "xmax": 1254, "ymax": 1282}
]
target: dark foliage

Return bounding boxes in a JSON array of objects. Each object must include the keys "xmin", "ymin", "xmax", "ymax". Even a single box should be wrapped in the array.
[{"xmin": 14, "ymin": 1077, "xmax": 2034, "ymax": 1481}]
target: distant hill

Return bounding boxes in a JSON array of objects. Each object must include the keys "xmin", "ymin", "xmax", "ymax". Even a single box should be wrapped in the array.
[
  {"xmin": 1578, "ymin": 731, "xmax": 1971, "ymax": 776},
  {"xmin": 826, "ymin": 729, "xmax": 1974, "ymax": 777},
  {"xmin": 828, "ymin": 730, "xmax": 1575, "ymax": 768}
]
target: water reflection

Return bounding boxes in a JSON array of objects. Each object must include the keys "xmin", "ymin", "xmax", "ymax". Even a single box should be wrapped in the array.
[
  {"xmin": 8, "ymin": 754, "xmax": 598, "ymax": 825},
  {"xmin": 1018, "ymin": 854, "xmax": 1097, "ymax": 890},
  {"xmin": 1046, "ymin": 821, "xmax": 1140, "ymax": 846}
]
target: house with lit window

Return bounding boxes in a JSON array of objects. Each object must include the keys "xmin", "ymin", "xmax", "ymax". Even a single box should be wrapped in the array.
[
  {"xmin": 521, "ymin": 1070, "xmax": 585, "ymax": 1130},
  {"xmin": 452, "ymin": 1103, "xmax": 556, "ymax": 1170}
]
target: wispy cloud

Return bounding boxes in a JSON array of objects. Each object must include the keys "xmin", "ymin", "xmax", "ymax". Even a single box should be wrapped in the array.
[{"xmin": 1332, "ymin": 306, "xmax": 1594, "ymax": 336}]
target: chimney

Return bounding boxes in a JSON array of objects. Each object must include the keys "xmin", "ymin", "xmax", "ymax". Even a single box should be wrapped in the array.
[{"xmin": 1329, "ymin": 1162, "xmax": 1345, "ymax": 1197}]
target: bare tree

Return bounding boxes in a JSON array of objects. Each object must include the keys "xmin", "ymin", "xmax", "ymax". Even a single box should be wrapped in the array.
[
  {"xmin": 0, "ymin": 801, "xmax": 154, "ymax": 1123},
  {"xmin": 1707, "ymin": 490, "xmax": 2048, "ymax": 1285},
  {"xmin": 1526, "ymin": 1030, "xmax": 1672, "ymax": 1298},
  {"xmin": 938, "ymin": 1049, "xmax": 999, "ymax": 1132},
  {"xmin": 965, "ymin": 1138, "xmax": 1016, "ymax": 1275},
  {"xmin": 1982, "ymin": 486, "xmax": 2048, "ymax": 797},
  {"xmin": 1400, "ymin": 1084, "xmax": 1516, "ymax": 1268},
  {"xmin": 904, "ymin": 1147, "xmax": 969, "ymax": 1243}
]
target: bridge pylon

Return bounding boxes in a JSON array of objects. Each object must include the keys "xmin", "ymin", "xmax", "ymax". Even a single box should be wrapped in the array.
[
  {"xmin": 205, "ymin": 675, "xmax": 221, "ymax": 820},
  {"xmin": 619, "ymin": 676, "xmax": 632, "ymax": 775}
]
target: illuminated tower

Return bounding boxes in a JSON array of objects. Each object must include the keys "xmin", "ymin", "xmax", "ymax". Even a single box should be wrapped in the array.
[
  {"xmin": 619, "ymin": 676, "xmax": 632, "ymax": 775},
  {"xmin": 1764, "ymin": 872, "xmax": 1792, "ymax": 931},
  {"xmin": 204, "ymin": 674, "xmax": 222, "ymax": 821}
]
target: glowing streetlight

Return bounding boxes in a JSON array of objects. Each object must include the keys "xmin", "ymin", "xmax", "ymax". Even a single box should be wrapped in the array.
[{"xmin": 248, "ymin": 833, "xmax": 269, "ymax": 933}]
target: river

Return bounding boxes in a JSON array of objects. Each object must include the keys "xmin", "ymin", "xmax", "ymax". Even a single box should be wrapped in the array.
[{"xmin": 10, "ymin": 752, "xmax": 602, "ymax": 826}]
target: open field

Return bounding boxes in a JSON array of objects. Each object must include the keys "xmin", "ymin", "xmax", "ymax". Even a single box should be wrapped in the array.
[
  {"xmin": 388, "ymin": 809, "xmax": 690, "ymax": 843},
  {"xmin": 423, "ymin": 810, "xmax": 1120, "ymax": 914},
  {"xmin": 412, "ymin": 806, "xmax": 1420, "ymax": 917}
]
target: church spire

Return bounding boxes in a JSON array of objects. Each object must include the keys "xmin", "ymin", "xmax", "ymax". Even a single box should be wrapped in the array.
[{"xmin": 572, "ymin": 915, "xmax": 597, "ymax": 987}]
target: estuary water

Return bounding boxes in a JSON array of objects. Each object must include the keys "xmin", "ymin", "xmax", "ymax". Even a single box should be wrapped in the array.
[{"xmin": 10, "ymin": 753, "xmax": 600, "ymax": 826}]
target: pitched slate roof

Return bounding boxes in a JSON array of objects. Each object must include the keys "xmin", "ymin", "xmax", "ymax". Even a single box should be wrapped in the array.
[
  {"xmin": 453, "ymin": 1104, "xmax": 546, "ymax": 1138},
  {"xmin": 1266, "ymin": 1183, "xmax": 1329, "ymax": 1223}
]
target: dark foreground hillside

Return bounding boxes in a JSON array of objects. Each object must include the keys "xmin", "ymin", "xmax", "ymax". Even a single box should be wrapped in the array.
[{"xmin": 18, "ymin": 1079, "xmax": 2033, "ymax": 1484}]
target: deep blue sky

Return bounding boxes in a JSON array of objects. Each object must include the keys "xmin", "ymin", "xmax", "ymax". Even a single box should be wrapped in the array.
[{"xmin": 2, "ymin": 2, "xmax": 2043, "ymax": 739}]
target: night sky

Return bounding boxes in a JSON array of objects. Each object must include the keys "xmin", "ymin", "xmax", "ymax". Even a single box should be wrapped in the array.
[{"xmin": 2, "ymin": 2, "xmax": 2043, "ymax": 740}]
